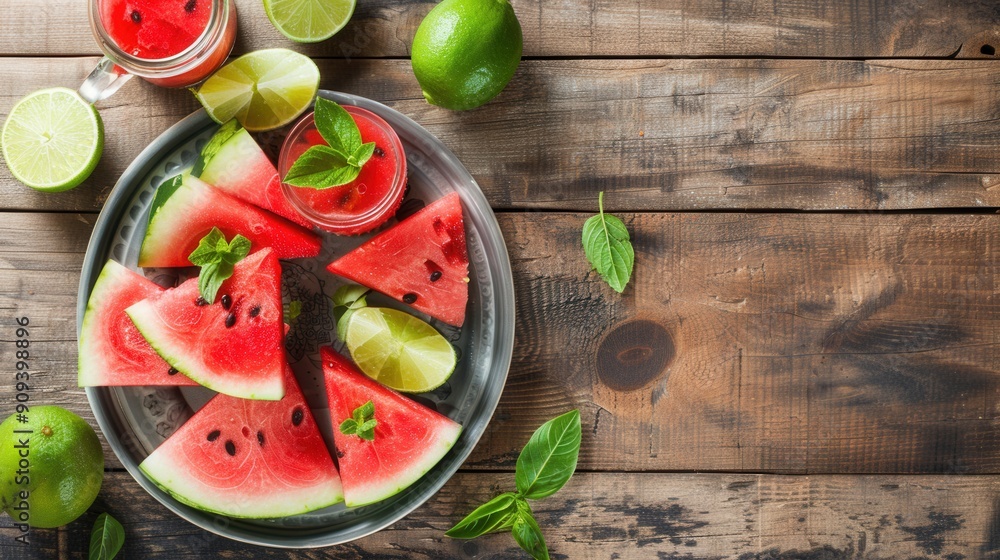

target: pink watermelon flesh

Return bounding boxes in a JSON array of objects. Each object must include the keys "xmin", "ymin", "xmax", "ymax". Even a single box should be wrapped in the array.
[
  {"xmin": 138, "ymin": 174, "xmax": 321, "ymax": 268},
  {"xmin": 127, "ymin": 249, "xmax": 286, "ymax": 400},
  {"xmin": 197, "ymin": 125, "xmax": 312, "ymax": 228},
  {"xmin": 78, "ymin": 260, "xmax": 197, "ymax": 386},
  {"xmin": 327, "ymin": 193, "xmax": 470, "ymax": 327},
  {"xmin": 322, "ymin": 347, "xmax": 462, "ymax": 507},
  {"xmin": 139, "ymin": 366, "xmax": 344, "ymax": 518}
]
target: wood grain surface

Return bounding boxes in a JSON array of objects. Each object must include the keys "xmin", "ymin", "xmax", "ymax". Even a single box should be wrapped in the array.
[
  {"xmin": 4, "ymin": 211, "xmax": 999, "ymax": 474},
  {"xmin": 3, "ymin": 0, "xmax": 1000, "ymax": 59},
  {"xmin": 2, "ymin": 471, "xmax": 1000, "ymax": 558},
  {"xmin": 2, "ymin": 58, "xmax": 1000, "ymax": 213}
]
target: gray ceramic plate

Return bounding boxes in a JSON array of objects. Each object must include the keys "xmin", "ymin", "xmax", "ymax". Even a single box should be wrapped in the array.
[{"xmin": 77, "ymin": 92, "xmax": 515, "ymax": 548}]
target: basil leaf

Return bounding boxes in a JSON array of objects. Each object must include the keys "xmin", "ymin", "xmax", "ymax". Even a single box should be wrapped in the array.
[
  {"xmin": 314, "ymin": 98, "xmax": 362, "ymax": 156},
  {"xmin": 192, "ymin": 118, "xmax": 242, "ymax": 176},
  {"xmin": 445, "ymin": 492, "xmax": 520, "ymax": 539},
  {"xmin": 283, "ymin": 145, "xmax": 361, "ymax": 189},
  {"xmin": 89, "ymin": 512, "xmax": 124, "ymax": 560},
  {"xmin": 349, "ymin": 142, "xmax": 376, "ymax": 168},
  {"xmin": 511, "ymin": 505, "xmax": 550, "ymax": 560},
  {"xmin": 515, "ymin": 409, "xmax": 581, "ymax": 500},
  {"xmin": 582, "ymin": 191, "xmax": 634, "ymax": 293}
]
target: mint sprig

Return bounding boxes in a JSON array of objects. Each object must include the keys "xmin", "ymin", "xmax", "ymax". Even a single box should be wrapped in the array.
[
  {"xmin": 582, "ymin": 191, "xmax": 634, "ymax": 293},
  {"xmin": 446, "ymin": 410, "xmax": 581, "ymax": 559},
  {"xmin": 283, "ymin": 98, "xmax": 375, "ymax": 190},
  {"xmin": 339, "ymin": 400, "xmax": 377, "ymax": 441},
  {"xmin": 187, "ymin": 228, "xmax": 251, "ymax": 303}
]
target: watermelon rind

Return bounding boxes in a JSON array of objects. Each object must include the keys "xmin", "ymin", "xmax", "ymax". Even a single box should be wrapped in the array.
[
  {"xmin": 322, "ymin": 347, "xmax": 463, "ymax": 508},
  {"xmin": 139, "ymin": 369, "xmax": 344, "ymax": 518},
  {"xmin": 78, "ymin": 259, "xmax": 198, "ymax": 386}
]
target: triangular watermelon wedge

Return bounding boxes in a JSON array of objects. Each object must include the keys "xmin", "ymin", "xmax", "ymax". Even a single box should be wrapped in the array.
[
  {"xmin": 322, "ymin": 347, "xmax": 462, "ymax": 507},
  {"xmin": 195, "ymin": 120, "xmax": 311, "ymax": 228},
  {"xmin": 138, "ymin": 174, "xmax": 321, "ymax": 268},
  {"xmin": 139, "ymin": 366, "xmax": 344, "ymax": 518},
  {"xmin": 127, "ymin": 248, "xmax": 286, "ymax": 400},
  {"xmin": 78, "ymin": 260, "xmax": 198, "ymax": 386},
  {"xmin": 326, "ymin": 193, "xmax": 470, "ymax": 327}
]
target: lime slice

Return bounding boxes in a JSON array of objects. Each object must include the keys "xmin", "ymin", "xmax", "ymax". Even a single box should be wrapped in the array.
[
  {"xmin": 346, "ymin": 307, "xmax": 457, "ymax": 393},
  {"xmin": 1, "ymin": 87, "xmax": 103, "ymax": 192},
  {"xmin": 194, "ymin": 49, "xmax": 320, "ymax": 132},
  {"xmin": 264, "ymin": 0, "xmax": 356, "ymax": 43}
]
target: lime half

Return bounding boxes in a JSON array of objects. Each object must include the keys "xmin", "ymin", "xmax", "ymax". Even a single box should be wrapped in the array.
[
  {"xmin": 194, "ymin": 49, "xmax": 320, "ymax": 132},
  {"xmin": 1, "ymin": 87, "xmax": 103, "ymax": 192},
  {"xmin": 346, "ymin": 307, "xmax": 457, "ymax": 393},
  {"xmin": 264, "ymin": 0, "xmax": 356, "ymax": 43}
]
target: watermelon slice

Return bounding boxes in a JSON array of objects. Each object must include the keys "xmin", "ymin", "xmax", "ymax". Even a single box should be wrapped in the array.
[
  {"xmin": 322, "ymin": 347, "xmax": 462, "ymax": 507},
  {"xmin": 326, "ymin": 193, "xmax": 470, "ymax": 327},
  {"xmin": 127, "ymin": 248, "xmax": 286, "ymax": 400},
  {"xmin": 139, "ymin": 366, "xmax": 344, "ymax": 518},
  {"xmin": 78, "ymin": 260, "xmax": 198, "ymax": 387},
  {"xmin": 138, "ymin": 174, "xmax": 321, "ymax": 268},
  {"xmin": 195, "ymin": 120, "xmax": 311, "ymax": 228}
]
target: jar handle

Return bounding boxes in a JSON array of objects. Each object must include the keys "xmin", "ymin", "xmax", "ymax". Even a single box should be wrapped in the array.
[{"xmin": 78, "ymin": 57, "xmax": 132, "ymax": 103}]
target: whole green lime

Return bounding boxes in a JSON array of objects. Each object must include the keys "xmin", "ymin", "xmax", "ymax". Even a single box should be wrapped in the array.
[
  {"xmin": 411, "ymin": 0, "xmax": 523, "ymax": 111},
  {"xmin": 0, "ymin": 406, "xmax": 104, "ymax": 528}
]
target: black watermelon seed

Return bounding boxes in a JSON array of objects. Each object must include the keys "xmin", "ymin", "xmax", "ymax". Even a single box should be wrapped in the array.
[
  {"xmin": 130, "ymin": 10, "xmax": 141, "ymax": 23},
  {"xmin": 207, "ymin": 430, "xmax": 220, "ymax": 441},
  {"xmin": 184, "ymin": 0, "xmax": 197, "ymax": 12},
  {"xmin": 403, "ymin": 293, "xmax": 418, "ymax": 304},
  {"xmin": 374, "ymin": 146, "xmax": 385, "ymax": 158},
  {"xmin": 430, "ymin": 271, "xmax": 442, "ymax": 282},
  {"xmin": 336, "ymin": 449, "xmax": 345, "ymax": 459},
  {"xmin": 167, "ymin": 367, "xmax": 178, "ymax": 376},
  {"xmin": 225, "ymin": 313, "xmax": 236, "ymax": 328},
  {"xmin": 257, "ymin": 431, "xmax": 265, "ymax": 447},
  {"xmin": 225, "ymin": 440, "xmax": 236, "ymax": 456},
  {"xmin": 195, "ymin": 296, "xmax": 208, "ymax": 306},
  {"xmin": 249, "ymin": 305, "xmax": 261, "ymax": 318},
  {"xmin": 221, "ymin": 294, "xmax": 232, "ymax": 310},
  {"xmin": 292, "ymin": 408, "xmax": 304, "ymax": 426}
]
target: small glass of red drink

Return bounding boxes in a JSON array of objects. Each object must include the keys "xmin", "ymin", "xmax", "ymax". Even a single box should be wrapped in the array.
[
  {"xmin": 80, "ymin": 0, "xmax": 237, "ymax": 102},
  {"xmin": 278, "ymin": 105, "xmax": 408, "ymax": 236}
]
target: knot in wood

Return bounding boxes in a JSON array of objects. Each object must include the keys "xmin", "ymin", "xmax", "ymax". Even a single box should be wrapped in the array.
[{"xmin": 597, "ymin": 320, "xmax": 674, "ymax": 391}]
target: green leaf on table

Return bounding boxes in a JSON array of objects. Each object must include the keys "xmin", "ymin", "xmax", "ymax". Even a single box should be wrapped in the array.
[
  {"xmin": 188, "ymin": 228, "xmax": 251, "ymax": 303},
  {"xmin": 582, "ymin": 191, "xmax": 634, "ymax": 293},
  {"xmin": 445, "ymin": 492, "xmax": 520, "ymax": 539},
  {"xmin": 511, "ymin": 504, "xmax": 550, "ymax": 560},
  {"xmin": 192, "ymin": 118, "xmax": 242, "ymax": 176},
  {"xmin": 89, "ymin": 512, "xmax": 124, "ymax": 560},
  {"xmin": 283, "ymin": 145, "xmax": 360, "ymax": 189},
  {"xmin": 515, "ymin": 409, "xmax": 582, "ymax": 500},
  {"xmin": 332, "ymin": 284, "xmax": 370, "ymax": 342},
  {"xmin": 314, "ymin": 97, "xmax": 362, "ymax": 156},
  {"xmin": 339, "ymin": 400, "xmax": 377, "ymax": 441}
]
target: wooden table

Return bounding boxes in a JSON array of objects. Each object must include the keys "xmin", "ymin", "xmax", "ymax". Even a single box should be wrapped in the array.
[{"xmin": 3, "ymin": 0, "xmax": 1000, "ymax": 557}]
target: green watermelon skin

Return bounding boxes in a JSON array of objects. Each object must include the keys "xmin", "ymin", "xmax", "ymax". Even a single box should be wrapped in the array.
[
  {"xmin": 138, "ymin": 174, "xmax": 321, "ymax": 268},
  {"xmin": 78, "ymin": 260, "xmax": 198, "ymax": 386},
  {"xmin": 197, "ymin": 126, "xmax": 311, "ymax": 228},
  {"xmin": 322, "ymin": 347, "xmax": 462, "ymax": 507},
  {"xmin": 127, "ymin": 249, "xmax": 286, "ymax": 400},
  {"xmin": 139, "ymin": 366, "xmax": 344, "ymax": 518},
  {"xmin": 326, "ymin": 193, "xmax": 470, "ymax": 327}
]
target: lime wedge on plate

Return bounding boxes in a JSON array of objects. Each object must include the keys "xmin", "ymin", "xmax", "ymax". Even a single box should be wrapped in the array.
[
  {"xmin": 264, "ymin": 0, "xmax": 356, "ymax": 43},
  {"xmin": 194, "ymin": 49, "xmax": 320, "ymax": 132},
  {"xmin": 346, "ymin": 307, "xmax": 457, "ymax": 393},
  {"xmin": 1, "ymin": 87, "xmax": 103, "ymax": 192}
]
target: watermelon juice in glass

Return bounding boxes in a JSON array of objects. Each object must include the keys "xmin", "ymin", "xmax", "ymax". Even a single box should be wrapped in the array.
[
  {"xmin": 278, "ymin": 106, "xmax": 407, "ymax": 236},
  {"xmin": 80, "ymin": 0, "xmax": 237, "ymax": 102}
]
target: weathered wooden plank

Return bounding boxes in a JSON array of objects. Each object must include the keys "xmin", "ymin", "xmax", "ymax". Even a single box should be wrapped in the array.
[
  {"xmin": 2, "ymin": 472, "xmax": 999, "ymax": 558},
  {"xmin": 3, "ymin": 0, "xmax": 1000, "ymax": 59},
  {"xmin": 3, "ymin": 58, "xmax": 1000, "ymax": 213},
  {"xmin": 3, "ymin": 212, "xmax": 1000, "ymax": 474}
]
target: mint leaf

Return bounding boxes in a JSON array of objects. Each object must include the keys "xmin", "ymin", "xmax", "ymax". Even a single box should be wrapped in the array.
[
  {"xmin": 283, "ymin": 145, "xmax": 361, "ymax": 189},
  {"xmin": 223, "ymin": 235, "xmax": 251, "ymax": 264},
  {"xmin": 192, "ymin": 118, "xmax": 242, "ymax": 176},
  {"xmin": 188, "ymin": 228, "xmax": 227, "ymax": 265},
  {"xmin": 511, "ymin": 504, "xmax": 550, "ymax": 560},
  {"xmin": 197, "ymin": 262, "xmax": 224, "ymax": 306},
  {"xmin": 349, "ymin": 142, "xmax": 376, "ymax": 168},
  {"xmin": 89, "ymin": 512, "xmax": 124, "ymax": 560},
  {"xmin": 339, "ymin": 418, "xmax": 358, "ymax": 434},
  {"xmin": 187, "ymin": 228, "xmax": 251, "ymax": 303},
  {"xmin": 315, "ymin": 97, "xmax": 362, "ymax": 156},
  {"xmin": 582, "ymin": 192, "xmax": 634, "ymax": 293},
  {"xmin": 356, "ymin": 400, "xmax": 375, "ymax": 420},
  {"xmin": 340, "ymin": 401, "xmax": 376, "ymax": 440},
  {"xmin": 515, "ymin": 409, "xmax": 581, "ymax": 500},
  {"xmin": 333, "ymin": 284, "xmax": 370, "ymax": 342},
  {"xmin": 445, "ymin": 492, "xmax": 520, "ymax": 539}
]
